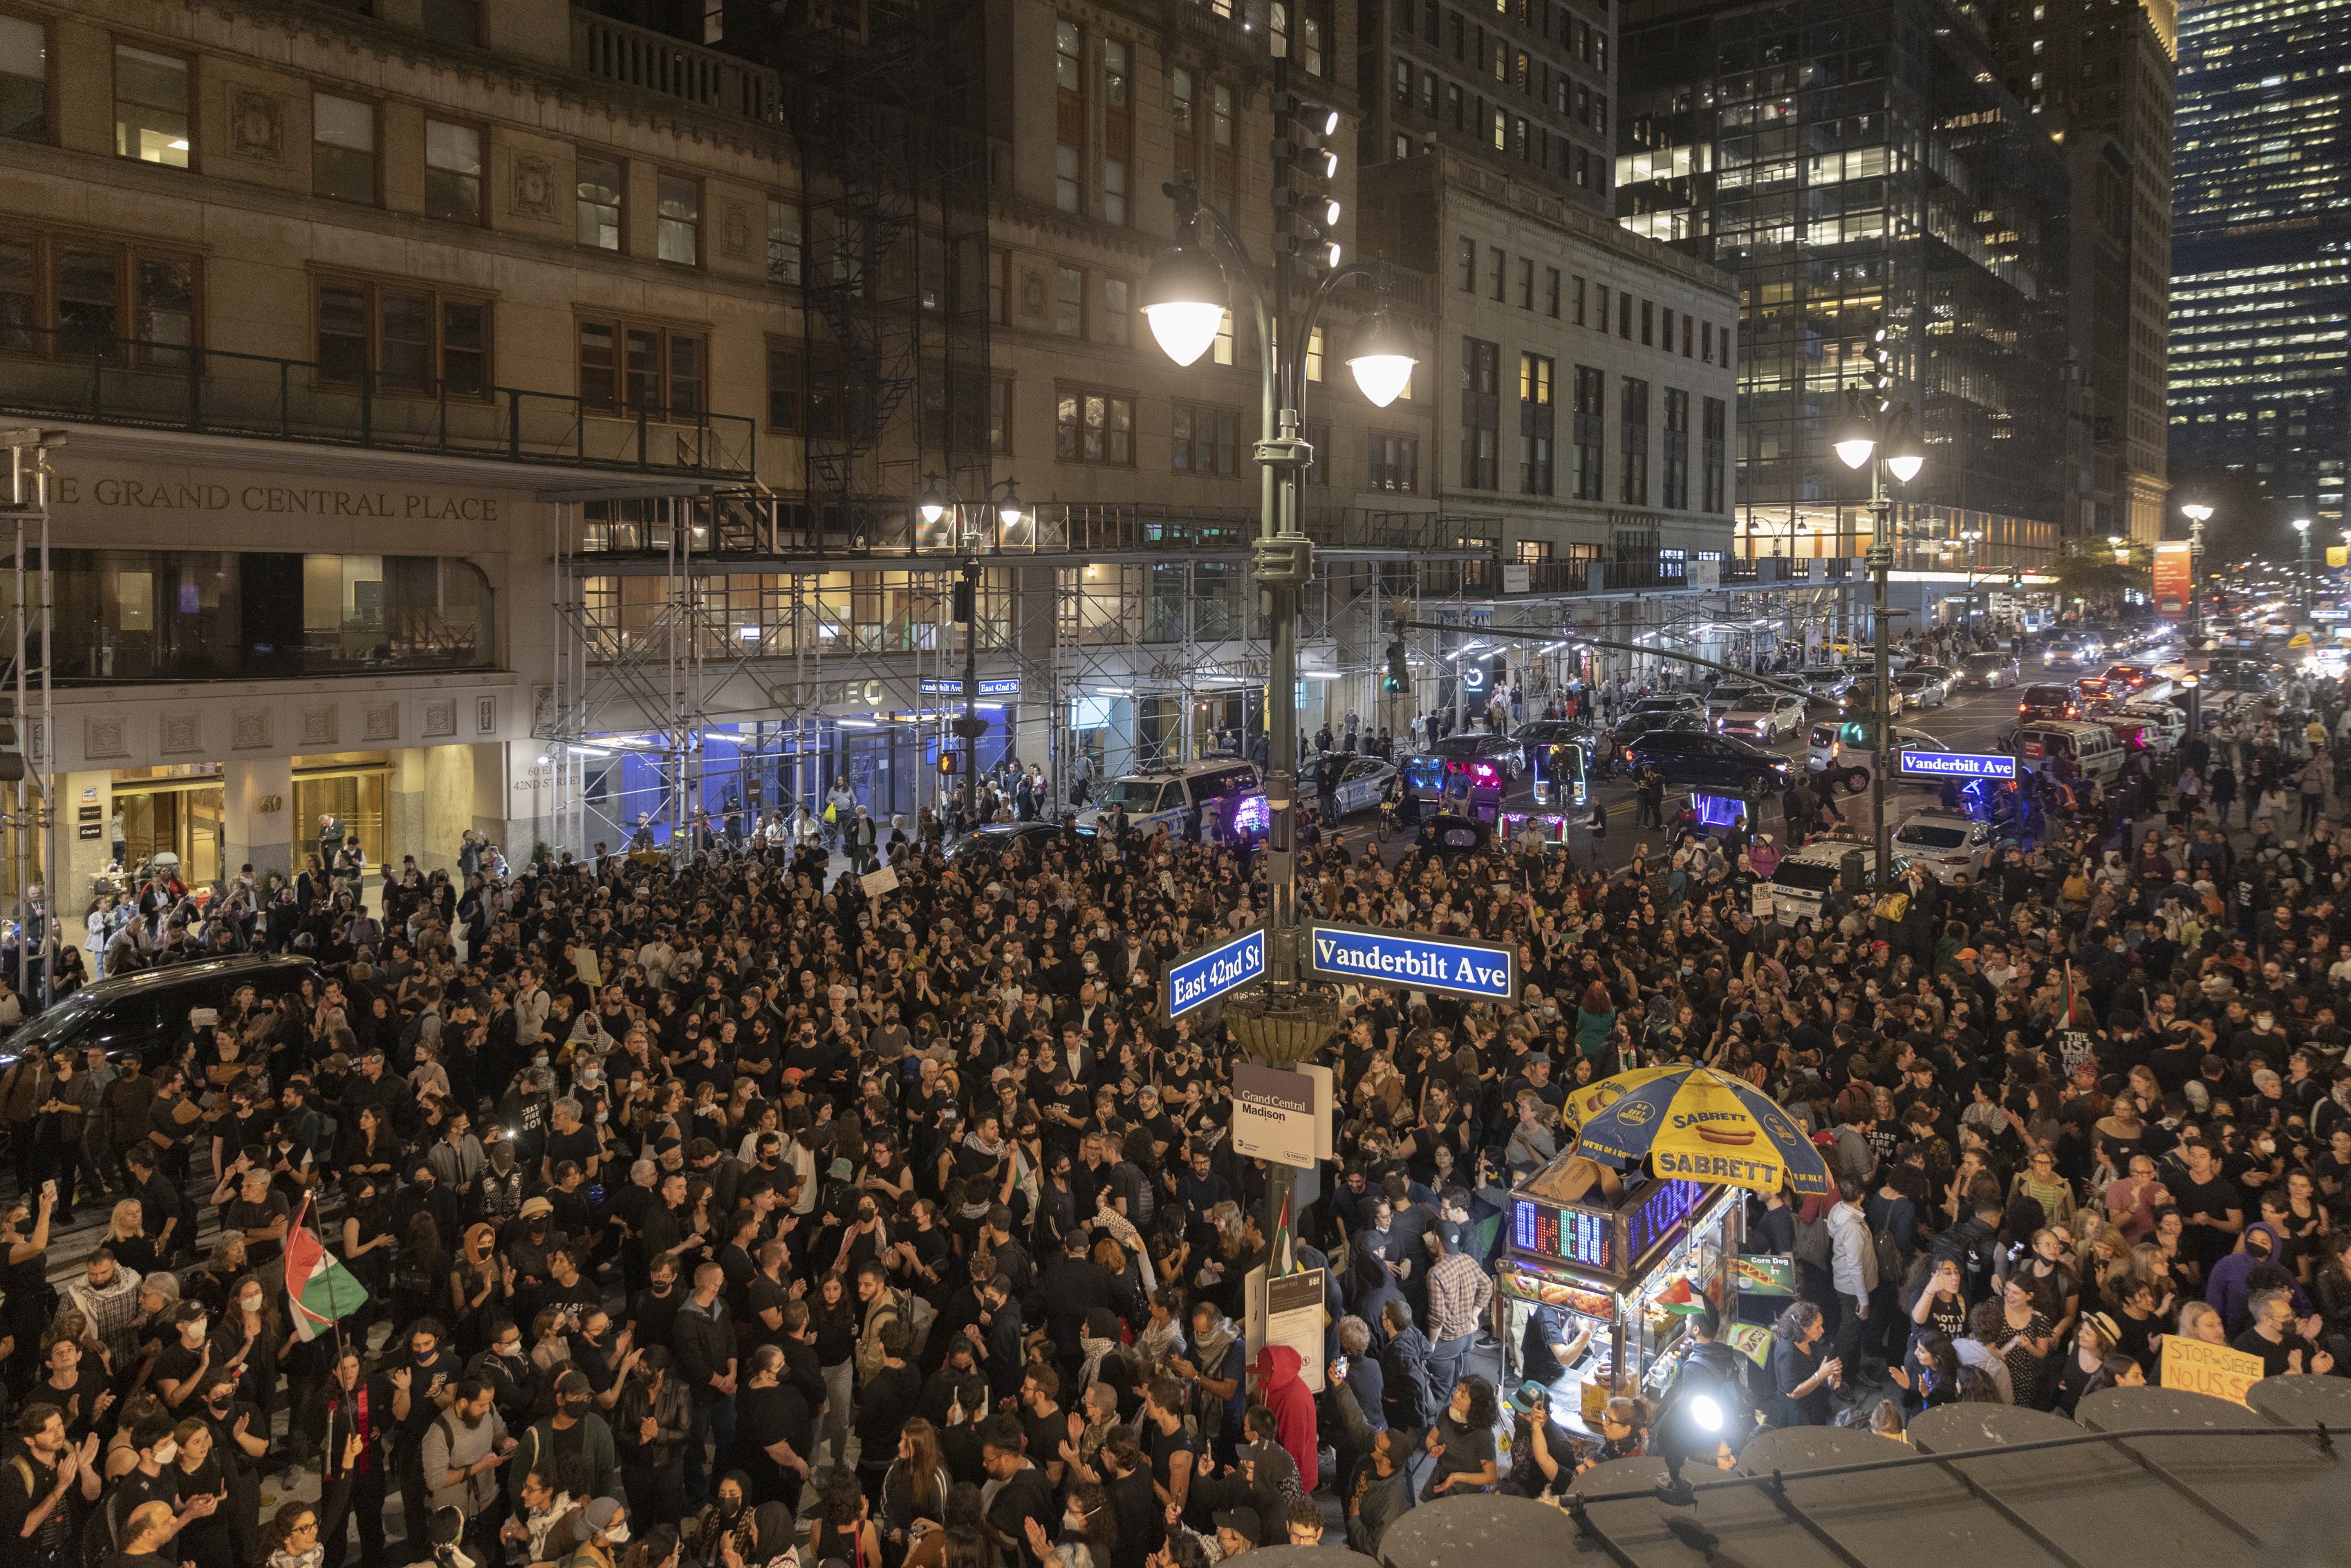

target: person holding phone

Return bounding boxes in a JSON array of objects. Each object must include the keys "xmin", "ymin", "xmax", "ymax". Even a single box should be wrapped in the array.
[{"xmin": 1765, "ymin": 1300, "xmax": 1839, "ymax": 1427}]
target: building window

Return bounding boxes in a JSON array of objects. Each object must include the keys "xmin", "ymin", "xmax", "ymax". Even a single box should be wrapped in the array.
[
  {"xmin": 1519, "ymin": 351, "xmax": 1554, "ymax": 496},
  {"xmin": 2, "ymin": 15, "xmax": 46, "ymax": 143},
  {"xmin": 1572, "ymin": 364, "xmax": 1604, "ymax": 500},
  {"xmin": 1102, "ymin": 277, "xmax": 1128, "ymax": 347},
  {"xmin": 1621, "ymin": 375, "xmax": 1649, "ymax": 504},
  {"xmin": 1682, "ymin": 314, "xmax": 1694, "ymax": 357},
  {"xmin": 991, "ymin": 377, "xmax": 1012, "ymax": 454},
  {"xmin": 657, "ymin": 174, "xmax": 700, "ymax": 265},
  {"xmin": 1394, "ymin": 132, "xmax": 1411, "ymax": 160},
  {"xmin": 312, "ymin": 93, "xmax": 375, "ymax": 203},
  {"xmin": 1572, "ymin": 274, "xmax": 1586, "ymax": 325},
  {"xmin": 1171, "ymin": 68, "xmax": 1195, "ymax": 183},
  {"xmin": 1662, "ymin": 388, "xmax": 1689, "ymax": 509},
  {"xmin": 1619, "ymin": 292, "xmax": 1633, "ymax": 339},
  {"xmin": 1516, "ymin": 539, "xmax": 1554, "ymax": 563},
  {"xmin": 1488, "ymin": 247, "xmax": 1505, "ymax": 301},
  {"xmin": 1492, "ymin": 106, "xmax": 1506, "ymax": 148},
  {"xmin": 1368, "ymin": 431, "xmax": 1419, "ymax": 492},
  {"xmin": 1659, "ymin": 306, "xmax": 1671, "ymax": 352},
  {"xmin": 1211, "ymin": 82, "xmax": 1235, "ymax": 203},
  {"xmin": 1702, "ymin": 395, "xmax": 1727, "ymax": 512},
  {"xmin": 764, "ymin": 339, "xmax": 839, "ymax": 436},
  {"xmin": 1545, "ymin": 266, "xmax": 1561, "ymax": 318},
  {"xmin": 1054, "ymin": 386, "xmax": 1134, "ymax": 465},
  {"xmin": 1300, "ymin": 8, "xmax": 1326, "ymax": 75},
  {"xmin": 1173, "ymin": 402, "xmax": 1241, "ymax": 476},
  {"xmin": 989, "ymin": 249, "xmax": 1007, "ymax": 325},
  {"xmin": 1642, "ymin": 299, "xmax": 1654, "ymax": 346},
  {"xmin": 1458, "ymin": 235, "xmax": 1476, "ymax": 292},
  {"xmin": 1301, "ymin": 418, "xmax": 1329, "ymax": 485},
  {"xmin": 1103, "ymin": 38, "xmax": 1131, "ymax": 225},
  {"xmin": 766, "ymin": 198, "xmax": 802, "ymax": 283},
  {"xmin": 1306, "ymin": 326, "xmax": 1324, "ymax": 383},
  {"xmin": 1702, "ymin": 319, "xmax": 1713, "ymax": 362},
  {"xmin": 1518, "ymin": 257, "xmax": 1534, "ymax": 310},
  {"xmin": 1214, "ymin": 309, "xmax": 1234, "ymax": 367},
  {"xmin": 424, "ymin": 120, "xmax": 482, "ymax": 223},
  {"xmin": 318, "ymin": 278, "xmax": 490, "ymax": 396},
  {"xmin": 1460, "ymin": 336, "xmax": 1500, "ymax": 489},
  {"xmin": 578, "ymin": 317, "xmax": 705, "ymax": 416},
  {"xmin": 1055, "ymin": 266, "xmax": 1084, "ymax": 337},
  {"xmin": 422, "ymin": 0, "xmax": 481, "ymax": 44},
  {"xmin": 0, "ymin": 230, "xmax": 200, "ymax": 366},
  {"xmin": 1448, "ymin": 81, "xmax": 1464, "ymax": 127},
  {"xmin": 577, "ymin": 154, "xmax": 622, "ymax": 251},
  {"xmin": 115, "ymin": 46, "xmax": 188, "ymax": 167},
  {"xmin": 1055, "ymin": 19, "xmax": 1084, "ymax": 214},
  {"xmin": 1395, "ymin": 58, "xmax": 1413, "ymax": 108}
]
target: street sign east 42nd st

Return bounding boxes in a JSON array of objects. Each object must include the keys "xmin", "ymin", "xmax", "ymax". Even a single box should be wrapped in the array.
[{"xmin": 1305, "ymin": 920, "xmax": 1518, "ymax": 1002}]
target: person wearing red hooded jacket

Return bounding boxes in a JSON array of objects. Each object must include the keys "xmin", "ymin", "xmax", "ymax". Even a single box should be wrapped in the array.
[{"xmin": 1249, "ymin": 1345, "xmax": 1318, "ymax": 1491}]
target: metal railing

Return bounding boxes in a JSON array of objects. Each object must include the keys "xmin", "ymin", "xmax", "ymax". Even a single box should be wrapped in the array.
[
  {"xmin": 0, "ymin": 328, "xmax": 758, "ymax": 479},
  {"xmin": 572, "ymin": 11, "xmax": 782, "ymax": 122}
]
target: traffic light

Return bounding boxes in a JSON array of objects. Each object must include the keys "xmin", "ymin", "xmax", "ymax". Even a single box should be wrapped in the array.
[
  {"xmin": 0, "ymin": 698, "xmax": 20, "ymax": 784},
  {"xmin": 1275, "ymin": 94, "xmax": 1343, "ymax": 268},
  {"xmin": 1384, "ymin": 637, "xmax": 1410, "ymax": 694},
  {"xmin": 951, "ymin": 572, "xmax": 975, "ymax": 624}
]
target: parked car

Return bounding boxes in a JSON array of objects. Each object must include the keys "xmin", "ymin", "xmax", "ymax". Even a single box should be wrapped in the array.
[
  {"xmin": 2, "ymin": 954, "xmax": 323, "ymax": 1070},
  {"xmin": 1805, "ymin": 720, "xmax": 1950, "ymax": 795},
  {"xmin": 1761, "ymin": 843, "xmax": 1913, "ymax": 924},
  {"xmin": 1077, "ymin": 759, "xmax": 1262, "ymax": 839},
  {"xmin": 1893, "ymin": 669, "xmax": 1952, "ymax": 708},
  {"xmin": 1705, "ymin": 682, "xmax": 1766, "ymax": 720},
  {"xmin": 1716, "ymin": 693, "xmax": 1808, "ymax": 742},
  {"xmin": 1892, "ymin": 808, "xmax": 1994, "ymax": 883},
  {"xmin": 1839, "ymin": 678, "xmax": 1908, "ymax": 717},
  {"xmin": 1955, "ymin": 651, "xmax": 2023, "ymax": 689},
  {"xmin": 1610, "ymin": 711, "xmax": 1709, "ymax": 759},
  {"xmin": 1315, "ymin": 754, "xmax": 1398, "ymax": 816},
  {"xmin": 1621, "ymin": 729, "xmax": 1793, "ymax": 794},
  {"xmin": 2018, "ymin": 682, "xmax": 2085, "ymax": 721},
  {"xmin": 949, "ymin": 820, "xmax": 1101, "ymax": 862},
  {"xmin": 1420, "ymin": 730, "xmax": 1525, "ymax": 780}
]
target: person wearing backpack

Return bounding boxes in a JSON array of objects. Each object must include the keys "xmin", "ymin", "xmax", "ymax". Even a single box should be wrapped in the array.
[{"xmin": 1862, "ymin": 1167, "xmax": 1922, "ymax": 1370}]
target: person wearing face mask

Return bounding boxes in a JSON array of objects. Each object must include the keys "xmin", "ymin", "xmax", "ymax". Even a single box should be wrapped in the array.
[
  {"xmin": 615, "ymin": 1347, "xmax": 690, "ymax": 1528},
  {"xmin": 507, "ymin": 1368, "xmax": 617, "ymax": 1519},
  {"xmin": 195, "ymin": 1372, "xmax": 269, "ymax": 1566},
  {"xmin": 465, "ymin": 1316, "xmax": 537, "ymax": 1432},
  {"xmin": 151, "ymin": 1302, "xmax": 216, "ymax": 1412}
]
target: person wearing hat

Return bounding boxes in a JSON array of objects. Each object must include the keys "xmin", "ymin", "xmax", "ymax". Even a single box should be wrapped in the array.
[
  {"xmin": 507, "ymin": 1365, "xmax": 617, "ymax": 1517},
  {"xmin": 1209, "ymin": 1506, "xmax": 1261, "ymax": 1559}
]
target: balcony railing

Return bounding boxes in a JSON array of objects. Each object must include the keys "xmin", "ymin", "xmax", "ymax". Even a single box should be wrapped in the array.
[
  {"xmin": 573, "ymin": 11, "xmax": 782, "ymax": 122},
  {"xmin": 0, "ymin": 328, "xmax": 757, "ymax": 480}
]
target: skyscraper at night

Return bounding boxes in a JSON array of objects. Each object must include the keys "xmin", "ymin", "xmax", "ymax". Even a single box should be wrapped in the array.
[
  {"xmin": 2169, "ymin": 0, "xmax": 2351, "ymax": 527},
  {"xmin": 1616, "ymin": 0, "xmax": 2068, "ymax": 584}
]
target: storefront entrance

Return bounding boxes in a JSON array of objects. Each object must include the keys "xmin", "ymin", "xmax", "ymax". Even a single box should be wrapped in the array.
[
  {"xmin": 292, "ymin": 756, "xmax": 389, "ymax": 865},
  {"xmin": 115, "ymin": 772, "xmax": 224, "ymax": 885}
]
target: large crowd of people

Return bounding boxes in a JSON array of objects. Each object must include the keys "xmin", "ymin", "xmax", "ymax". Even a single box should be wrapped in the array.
[{"xmin": 0, "ymin": 642, "xmax": 2341, "ymax": 1568}]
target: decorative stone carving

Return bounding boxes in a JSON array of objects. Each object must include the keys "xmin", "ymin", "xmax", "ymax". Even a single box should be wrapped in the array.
[
  {"xmin": 511, "ymin": 153, "xmax": 555, "ymax": 218},
  {"xmin": 722, "ymin": 202, "xmax": 756, "ymax": 261},
  {"xmin": 476, "ymin": 696, "xmax": 497, "ymax": 734},
  {"xmin": 161, "ymin": 713, "xmax": 201, "ymax": 754},
  {"xmin": 301, "ymin": 705, "xmax": 337, "ymax": 747},
  {"xmin": 233, "ymin": 709, "xmax": 271, "ymax": 749},
  {"xmin": 230, "ymin": 91, "xmax": 283, "ymax": 160},
  {"xmin": 424, "ymin": 699, "xmax": 456, "ymax": 738},
  {"xmin": 86, "ymin": 717, "xmax": 128, "ymax": 759},
  {"xmin": 363, "ymin": 703, "xmax": 400, "ymax": 742}
]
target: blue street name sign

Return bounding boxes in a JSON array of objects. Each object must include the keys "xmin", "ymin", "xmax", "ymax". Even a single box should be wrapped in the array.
[
  {"xmin": 918, "ymin": 678, "xmax": 1022, "ymax": 696},
  {"xmin": 1306, "ymin": 920, "xmax": 1518, "ymax": 1002},
  {"xmin": 1894, "ymin": 749, "xmax": 2017, "ymax": 781},
  {"xmin": 1164, "ymin": 926, "xmax": 1266, "ymax": 1017}
]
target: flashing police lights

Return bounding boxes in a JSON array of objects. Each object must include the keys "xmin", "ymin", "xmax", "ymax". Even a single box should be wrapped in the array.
[{"xmin": 1894, "ymin": 749, "xmax": 2017, "ymax": 782}]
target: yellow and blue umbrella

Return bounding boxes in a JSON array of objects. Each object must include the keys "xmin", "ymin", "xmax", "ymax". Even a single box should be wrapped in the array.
[{"xmin": 1571, "ymin": 1063, "xmax": 1831, "ymax": 1196}]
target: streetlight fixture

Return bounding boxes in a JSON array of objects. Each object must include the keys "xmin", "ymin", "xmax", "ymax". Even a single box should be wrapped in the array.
[
  {"xmin": 1144, "ymin": 44, "xmax": 1420, "ymax": 1271},
  {"xmin": 2181, "ymin": 503, "xmax": 2211, "ymax": 642},
  {"xmin": 1832, "ymin": 380, "xmax": 1922, "ymax": 879},
  {"xmin": 2294, "ymin": 516, "xmax": 2314, "ymax": 624}
]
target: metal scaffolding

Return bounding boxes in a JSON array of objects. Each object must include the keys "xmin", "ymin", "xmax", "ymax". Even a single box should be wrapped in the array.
[{"xmin": 2, "ymin": 427, "xmax": 57, "ymax": 998}]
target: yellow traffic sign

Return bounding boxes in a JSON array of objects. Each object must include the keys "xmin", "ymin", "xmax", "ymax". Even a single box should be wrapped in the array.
[{"xmin": 2289, "ymin": 630, "xmax": 2313, "ymax": 649}]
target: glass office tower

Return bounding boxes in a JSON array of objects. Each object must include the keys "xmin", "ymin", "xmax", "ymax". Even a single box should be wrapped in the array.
[
  {"xmin": 1618, "ymin": 0, "xmax": 2071, "ymax": 572},
  {"xmin": 2168, "ymin": 0, "xmax": 2351, "ymax": 528}
]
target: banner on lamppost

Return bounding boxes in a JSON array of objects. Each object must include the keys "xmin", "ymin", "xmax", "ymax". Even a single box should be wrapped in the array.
[{"xmin": 2153, "ymin": 541, "xmax": 2191, "ymax": 617}]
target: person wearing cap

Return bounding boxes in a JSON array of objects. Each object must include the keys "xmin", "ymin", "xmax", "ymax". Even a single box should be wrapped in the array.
[
  {"xmin": 509, "ymin": 1365, "xmax": 617, "ymax": 1515},
  {"xmin": 1208, "ymin": 1506, "xmax": 1260, "ymax": 1559}
]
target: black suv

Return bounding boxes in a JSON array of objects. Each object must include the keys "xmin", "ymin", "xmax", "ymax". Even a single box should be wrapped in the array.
[
  {"xmin": 2, "ymin": 953, "xmax": 323, "ymax": 1069},
  {"xmin": 1622, "ymin": 730, "xmax": 1792, "ymax": 794},
  {"xmin": 2018, "ymin": 682, "xmax": 2083, "ymax": 720}
]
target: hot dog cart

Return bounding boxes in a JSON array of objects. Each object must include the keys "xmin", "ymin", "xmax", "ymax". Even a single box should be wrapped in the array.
[{"xmin": 1496, "ymin": 1153, "xmax": 1744, "ymax": 1432}]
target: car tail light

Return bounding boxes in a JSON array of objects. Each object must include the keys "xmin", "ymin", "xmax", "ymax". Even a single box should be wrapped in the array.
[{"xmin": 1942, "ymin": 855, "xmax": 1971, "ymax": 864}]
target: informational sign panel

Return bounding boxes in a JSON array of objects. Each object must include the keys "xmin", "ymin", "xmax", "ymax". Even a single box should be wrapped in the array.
[
  {"xmin": 2162, "ymin": 1337, "xmax": 2262, "ymax": 1406},
  {"xmin": 1232, "ymin": 1061, "xmax": 1319, "ymax": 1167},
  {"xmin": 1265, "ymin": 1269, "xmax": 1329, "ymax": 1394},
  {"xmin": 860, "ymin": 865, "xmax": 899, "ymax": 895},
  {"xmin": 1894, "ymin": 749, "xmax": 2017, "ymax": 781},
  {"xmin": 1163, "ymin": 926, "xmax": 1265, "ymax": 1018},
  {"xmin": 1305, "ymin": 920, "xmax": 1517, "ymax": 1002},
  {"xmin": 918, "ymin": 678, "xmax": 1021, "ymax": 696},
  {"xmin": 2153, "ymin": 541, "xmax": 2190, "ymax": 616}
]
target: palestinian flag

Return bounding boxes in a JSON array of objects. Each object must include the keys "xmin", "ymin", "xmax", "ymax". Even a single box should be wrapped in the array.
[{"xmin": 284, "ymin": 1195, "xmax": 369, "ymax": 1341}]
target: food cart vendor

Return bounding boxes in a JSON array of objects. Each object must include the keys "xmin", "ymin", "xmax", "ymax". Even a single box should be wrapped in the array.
[{"xmin": 1522, "ymin": 1301, "xmax": 1598, "ymax": 1400}]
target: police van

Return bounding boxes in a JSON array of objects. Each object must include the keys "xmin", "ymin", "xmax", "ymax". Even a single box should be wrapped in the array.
[
  {"xmin": 2008, "ymin": 720, "xmax": 2123, "ymax": 785},
  {"xmin": 1077, "ymin": 758, "xmax": 1264, "ymax": 840}
]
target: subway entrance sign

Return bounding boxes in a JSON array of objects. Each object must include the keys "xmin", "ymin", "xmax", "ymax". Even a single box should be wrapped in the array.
[
  {"xmin": 1894, "ymin": 749, "xmax": 2017, "ymax": 782},
  {"xmin": 1306, "ymin": 920, "xmax": 1518, "ymax": 1002},
  {"xmin": 1164, "ymin": 926, "xmax": 1266, "ymax": 1017}
]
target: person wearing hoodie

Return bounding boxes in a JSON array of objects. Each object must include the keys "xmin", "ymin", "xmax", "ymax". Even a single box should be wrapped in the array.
[
  {"xmin": 1247, "ymin": 1345, "xmax": 1317, "ymax": 1493},
  {"xmin": 2204, "ymin": 1222, "xmax": 2312, "ymax": 1337}
]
